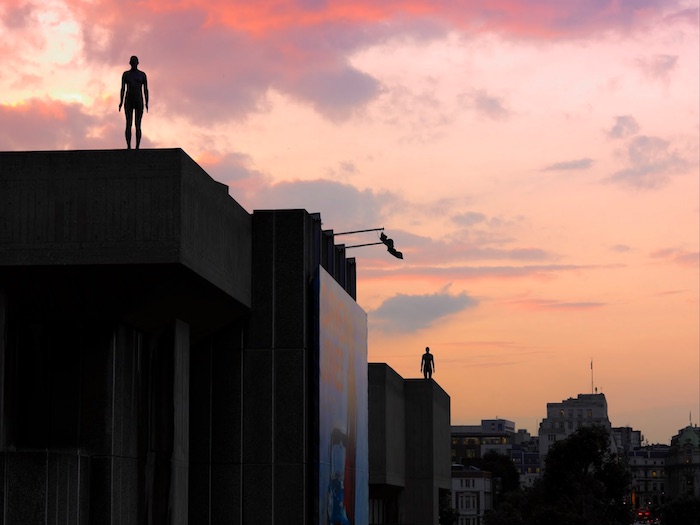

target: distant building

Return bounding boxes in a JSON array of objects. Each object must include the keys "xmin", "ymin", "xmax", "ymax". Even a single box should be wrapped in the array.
[
  {"xmin": 451, "ymin": 465, "xmax": 493, "ymax": 525},
  {"xmin": 451, "ymin": 420, "xmax": 539, "ymax": 488},
  {"xmin": 369, "ymin": 363, "xmax": 451, "ymax": 525},
  {"xmin": 451, "ymin": 419, "xmax": 516, "ymax": 462},
  {"xmin": 666, "ymin": 425, "xmax": 700, "ymax": 499},
  {"xmin": 538, "ymin": 393, "xmax": 616, "ymax": 464},
  {"xmin": 613, "ymin": 426, "xmax": 643, "ymax": 455},
  {"xmin": 628, "ymin": 444, "xmax": 669, "ymax": 516},
  {"xmin": 510, "ymin": 437, "xmax": 541, "ymax": 488}
]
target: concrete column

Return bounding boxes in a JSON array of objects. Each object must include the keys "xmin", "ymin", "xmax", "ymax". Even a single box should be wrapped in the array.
[
  {"xmin": 0, "ymin": 289, "xmax": 6, "ymax": 452},
  {"xmin": 189, "ymin": 322, "xmax": 244, "ymax": 524},
  {"xmin": 171, "ymin": 319, "xmax": 190, "ymax": 525},
  {"xmin": 143, "ymin": 319, "xmax": 190, "ymax": 525}
]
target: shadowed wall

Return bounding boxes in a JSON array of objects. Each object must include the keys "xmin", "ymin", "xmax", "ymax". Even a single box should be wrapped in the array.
[{"xmin": 0, "ymin": 150, "xmax": 358, "ymax": 524}]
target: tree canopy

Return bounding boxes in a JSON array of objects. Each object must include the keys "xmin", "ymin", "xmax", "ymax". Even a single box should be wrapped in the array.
[{"xmin": 484, "ymin": 426, "xmax": 631, "ymax": 525}]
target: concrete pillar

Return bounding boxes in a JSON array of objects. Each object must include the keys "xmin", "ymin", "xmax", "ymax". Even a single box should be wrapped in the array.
[
  {"xmin": 189, "ymin": 323, "xmax": 244, "ymax": 525},
  {"xmin": 171, "ymin": 319, "xmax": 190, "ymax": 525},
  {"xmin": 144, "ymin": 319, "xmax": 190, "ymax": 525},
  {"xmin": 0, "ymin": 289, "xmax": 6, "ymax": 452}
]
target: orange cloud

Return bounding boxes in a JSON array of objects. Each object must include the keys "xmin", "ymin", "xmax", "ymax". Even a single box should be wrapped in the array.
[
  {"xmin": 2, "ymin": 99, "xmax": 67, "ymax": 120},
  {"xmin": 650, "ymin": 248, "xmax": 700, "ymax": 268},
  {"xmin": 68, "ymin": 0, "xmax": 683, "ymax": 39},
  {"xmin": 504, "ymin": 298, "xmax": 606, "ymax": 312},
  {"xmin": 0, "ymin": 98, "xmax": 113, "ymax": 150}
]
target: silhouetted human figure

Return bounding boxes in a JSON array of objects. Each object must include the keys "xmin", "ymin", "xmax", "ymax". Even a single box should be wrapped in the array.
[
  {"xmin": 119, "ymin": 56, "xmax": 149, "ymax": 149},
  {"xmin": 421, "ymin": 347, "xmax": 435, "ymax": 379}
]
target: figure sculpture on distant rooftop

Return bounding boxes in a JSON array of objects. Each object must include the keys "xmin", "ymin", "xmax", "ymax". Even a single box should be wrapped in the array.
[
  {"xmin": 421, "ymin": 346, "xmax": 435, "ymax": 379},
  {"xmin": 118, "ymin": 56, "xmax": 149, "ymax": 149}
]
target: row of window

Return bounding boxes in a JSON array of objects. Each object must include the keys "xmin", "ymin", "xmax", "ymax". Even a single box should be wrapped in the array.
[
  {"xmin": 632, "ymin": 482, "xmax": 665, "ymax": 492},
  {"xmin": 451, "ymin": 449, "xmax": 477, "ymax": 459},
  {"xmin": 451, "ymin": 436, "xmax": 507, "ymax": 445},
  {"xmin": 457, "ymin": 493, "xmax": 477, "ymax": 510},
  {"xmin": 558, "ymin": 409, "xmax": 593, "ymax": 418},
  {"xmin": 632, "ymin": 470, "xmax": 662, "ymax": 478}
]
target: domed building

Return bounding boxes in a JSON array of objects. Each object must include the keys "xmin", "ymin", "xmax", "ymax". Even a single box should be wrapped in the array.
[{"xmin": 666, "ymin": 425, "xmax": 700, "ymax": 499}]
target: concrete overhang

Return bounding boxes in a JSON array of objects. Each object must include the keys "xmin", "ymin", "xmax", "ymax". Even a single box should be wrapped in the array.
[{"xmin": 0, "ymin": 149, "xmax": 252, "ymax": 335}]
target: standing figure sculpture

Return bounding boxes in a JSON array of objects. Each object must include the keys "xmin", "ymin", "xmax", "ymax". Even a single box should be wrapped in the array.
[
  {"xmin": 421, "ymin": 347, "xmax": 435, "ymax": 379},
  {"xmin": 118, "ymin": 56, "xmax": 149, "ymax": 149}
]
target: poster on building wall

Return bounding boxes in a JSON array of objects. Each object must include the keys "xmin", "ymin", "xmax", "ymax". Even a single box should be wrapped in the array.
[{"xmin": 317, "ymin": 267, "xmax": 368, "ymax": 525}]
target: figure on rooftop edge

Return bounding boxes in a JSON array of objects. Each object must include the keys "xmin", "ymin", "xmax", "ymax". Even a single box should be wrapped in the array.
[
  {"xmin": 421, "ymin": 346, "xmax": 435, "ymax": 379},
  {"xmin": 119, "ymin": 55, "xmax": 149, "ymax": 149}
]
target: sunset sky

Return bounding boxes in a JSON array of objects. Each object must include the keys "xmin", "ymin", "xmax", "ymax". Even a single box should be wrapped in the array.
[{"xmin": 1, "ymin": 0, "xmax": 698, "ymax": 444}]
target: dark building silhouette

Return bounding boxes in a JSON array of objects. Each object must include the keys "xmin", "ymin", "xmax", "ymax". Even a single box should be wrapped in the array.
[
  {"xmin": 666, "ymin": 425, "xmax": 700, "ymax": 499},
  {"xmin": 368, "ymin": 363, "xmax": 451, "ymax": 525},
  {"xmin": 628, "ymin": 444, "xmax": 669, "ymax": 518},
  {"xmin": 0, "ymin": 149, "xmax": 365, "ymax": 524}
]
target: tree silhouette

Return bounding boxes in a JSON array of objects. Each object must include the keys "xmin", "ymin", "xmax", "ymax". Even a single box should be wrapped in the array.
[
  {"xmin": 485, "ymin": 426, "xmax": 631, "ymax": 525},
  {"xmin": 661, "ymin": 495, "xmax": 700, "ymax": 525}
]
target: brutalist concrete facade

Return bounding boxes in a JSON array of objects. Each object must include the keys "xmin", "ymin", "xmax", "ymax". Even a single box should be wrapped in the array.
[
  {"xmin": 0, "ymin": 149, "xmax": 358, "ymax": 524},
  {"xmin": 368, "ymin": 363, "xmax": 451, "ymax": 525}
]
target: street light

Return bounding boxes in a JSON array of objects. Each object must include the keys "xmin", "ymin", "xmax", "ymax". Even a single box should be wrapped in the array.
[{"xmin": 333, "ymin": 227, "xmax": 404, "ymax": 259}]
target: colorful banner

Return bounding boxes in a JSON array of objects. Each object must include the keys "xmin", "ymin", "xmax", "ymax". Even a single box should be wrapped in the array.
[{"xmin": 317, "ymin": 267, "xmax": 368, "ymax": 525}]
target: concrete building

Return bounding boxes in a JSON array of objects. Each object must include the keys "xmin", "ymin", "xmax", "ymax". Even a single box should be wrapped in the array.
[
  {"xmin": 666, "ymin": 425, "xmax": 700, "ymax": 499},
  {"xmin": 368, "ymin": 363, "xmax": 451, "ymax": 525},
  {"xmin": 613, "ymin": 426, "xmax": 643, "ymax": 455},
  {"xmin": 450, "ymin": 420, "xmax": 516, "ymax": 462},
  {"xmin": 451, "ymin": 420, "xmax": 538, "ymax": 488},
  {"xmin": 510, "ymin": 438, "xmax": 541, "ymax": 488},
  {"xmin": 0, "ymin": 149, "xmax": 369, "ymax": 524},
  {"xmin": 538, "ymin": 393, "xmax": 616, "ymax": 464},
  {"xmin": 628, "ymin": 444, "xmax": 668, "ymax": 519},
  {"xmin": 450, "ymin": 465, "xmax": 492, "ymax": 525}
]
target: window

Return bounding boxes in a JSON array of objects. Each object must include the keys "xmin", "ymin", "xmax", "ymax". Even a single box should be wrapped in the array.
[
  {"xmin": 548, "ymin": 435, "xmax": 556, "ymax": 442},
  {"xmin": 586, "ymin": 409, "xmax": 592, "ymax": 418}
]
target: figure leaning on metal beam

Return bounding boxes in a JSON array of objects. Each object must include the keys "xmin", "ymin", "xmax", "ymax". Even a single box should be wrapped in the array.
[{"xmin": 118, "ymin": 55, "xmax": 149, "ymax": 149}]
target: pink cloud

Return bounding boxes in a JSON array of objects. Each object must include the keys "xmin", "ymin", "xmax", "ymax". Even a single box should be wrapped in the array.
[
  {"xmin": 56, "ymin": 0, "xmax": 688, "ymax": 125},
  {"xmin": 650, "ymin": 248, "xmax": 700, "ymax": 268},
  {"xmin": 144, "ymin": 0, "xmax": 686, "ymax": 38},
  {"xmin": 0, "ymin": 98, "xmax": 126, "ymax": 150},
  {"xmin": 359, "ymin": 263, "xmax": 596, "ymax": 283},
  {"xmin": 607, "ymin": 135, "xmax": 689, "ymax": 189}
]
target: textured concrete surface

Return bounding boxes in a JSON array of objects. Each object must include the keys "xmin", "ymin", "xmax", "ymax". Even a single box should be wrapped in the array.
[
  {"xmin": 369, "ymin": 364, "xmax": 451, "ymax": 525},
  {"xmin": 0, "ymin": 150, "xmax": 359, "ymax": 524},
  {"xmin": 0, "ymin": 148, "xmax": 251, "ymax": 307}
]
